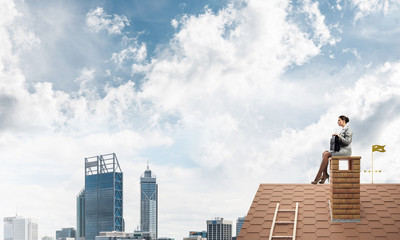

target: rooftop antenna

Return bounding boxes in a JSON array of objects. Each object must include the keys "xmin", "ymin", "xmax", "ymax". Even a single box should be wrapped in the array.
[{"xmin": 147, "ymin": 160, "xmax": 149, "ymax": 169}]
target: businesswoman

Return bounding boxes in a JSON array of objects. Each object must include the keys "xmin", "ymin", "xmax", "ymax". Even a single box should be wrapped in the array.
[{"xmin": 311, "ymin": 115, "xmax": 353, "ymax": 184}]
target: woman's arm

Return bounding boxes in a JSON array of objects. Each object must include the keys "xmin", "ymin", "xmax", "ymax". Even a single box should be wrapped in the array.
[{"xmin": 339, "ymin": 127, "xmax": 352, "ymax": 146}]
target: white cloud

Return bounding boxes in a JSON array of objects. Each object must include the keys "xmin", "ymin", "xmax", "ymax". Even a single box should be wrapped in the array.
[
  {"xmin": 111, "ymin": 43, "xmax": 147, "ymax": 66},
  {"xmin": 351, "ymin": 0, "xmax": 400, "ymax": 21},
  {"xmin": 86, "ymin": 7, "xmax": 129, "ymax": 35},
  {"xmin": 10, "ymin": 25, "xmax": 41, "ymax": 51},
  {"xmin": 343, "ymin": 48, "xmax": 361, "ymax": 59},
  {"xmin": 302, "ymin": 0, "xmax": 338, "ymax": 46},
  {"xmin": 171, "ymin": 19, "xmax": 178, "ymax": 29},
  {"xmin": 336, "ymin": 0, "xmax": 343, "ymax": 11},
  {"xmin": 75, "ymin": 67, "xmax": 96, "ymax": 96},
  {"xmin": 140, "ymin": 1, "xmax": 330, "ymax": 112}
]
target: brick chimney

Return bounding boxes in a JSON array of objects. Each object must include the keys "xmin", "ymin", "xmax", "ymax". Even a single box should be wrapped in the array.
[{"xmin": 329, "ymin": 156, "xmax": 361, "ymax": 222}]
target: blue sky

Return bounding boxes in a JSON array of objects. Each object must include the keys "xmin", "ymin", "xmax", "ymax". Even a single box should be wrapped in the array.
[{"xmin": 1, "ymin": 0, "xmax": 400, "ymax": 239}]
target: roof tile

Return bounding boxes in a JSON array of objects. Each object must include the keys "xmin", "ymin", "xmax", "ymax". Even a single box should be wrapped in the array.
[
  {"xmin": 315, "ymin": 221, "xmax": 330, "ymax": 229},
  {"xmin": 382, "ymin": 224, "xmax": 399, "ymax": 233},
  {"xmin": 315, "ymin": 213, "xmax": 329, "ymax": 221},
  {"xmin": 302, "ymin": 225, "xmax": 317, "ymax": 233},
  {"xmin": 367, "ymin": 220, "xmax": 384, "ymax": 229},
  {"xmin": 356, "ymin": 233, "xmax": 376, "ymax": 240},
  {"xmin": 387, "ymin": 233, "xmax": 400, "ymax": 240},
  {"xmin": 328, "ymin": 232, "xmax": 346, "ymax": 239},
  {"xmin": 371, "ymin": 228, "xmax": 389, "ymax": 237},
  {"xmin": 392, "ymin": 213, "xmax": 400, "ymax": 220}
]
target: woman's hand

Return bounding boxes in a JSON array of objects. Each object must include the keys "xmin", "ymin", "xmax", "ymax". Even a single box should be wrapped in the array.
[{"xmin": 332, "ymin": 133, "xmax": 340, "ymax": 137}]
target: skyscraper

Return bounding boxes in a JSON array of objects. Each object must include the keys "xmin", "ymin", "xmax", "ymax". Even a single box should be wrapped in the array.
[
  {"xmin": 206, "ymin": 218, "xmax": 232, "ymax": 240},
  {"xmin": 140, "ymin": 164, "xmax": 158, "ymax": 240},
  {"xmin": 235, "ymin": 216, "xmax": 246, "ymax": 237},
  {"xmin": 76, "ymin": 188, "xmax": 85, "ymax": 240},
  {"xmin": 4, "ymin": 216, "xmax": 38, "ymax": 240},
  {"xmin": 84, "ymin": 153, "xmax": 123, "ymax": 240},
  {"xmin": 56, "ymin": 228, "xmax": 76, "ymax": 240}
]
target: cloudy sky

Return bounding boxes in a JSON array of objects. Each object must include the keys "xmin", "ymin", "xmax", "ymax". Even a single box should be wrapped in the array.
[{"xmin": 1, "ymin": 0, "xmax": 400, "ymax": 239}]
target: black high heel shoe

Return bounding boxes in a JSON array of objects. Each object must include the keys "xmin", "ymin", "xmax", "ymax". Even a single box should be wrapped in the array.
[{"xmin": 319, "ymin": 173, "xmax": 329, "ymax": 184}]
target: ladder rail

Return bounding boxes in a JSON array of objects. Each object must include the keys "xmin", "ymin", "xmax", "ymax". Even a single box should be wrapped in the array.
[
  {"xmin": 292, "ymin": 202, "xmax": 299, "ymax": 240},
  {"xmin": 269, "ymin": 203, "xmax": 280, "ymax": 240}
]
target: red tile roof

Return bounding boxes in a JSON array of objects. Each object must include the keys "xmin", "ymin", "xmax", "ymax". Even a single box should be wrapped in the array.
[{"xmin": 237, "ymin": 184, "xmax": 400, "ymax": 240}]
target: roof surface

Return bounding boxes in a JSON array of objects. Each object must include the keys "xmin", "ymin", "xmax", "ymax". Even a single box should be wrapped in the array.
[{"xmin": 237, "ymin": 184, "xmax": 400, "ymax": 240}]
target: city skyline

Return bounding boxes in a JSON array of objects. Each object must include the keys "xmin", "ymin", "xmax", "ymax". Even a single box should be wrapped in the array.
[
  {"xmin": 2, "ymin": 0, "xmax": 400, "ymax": 240},
  {"xmin": 3, "ymin": 155, "xmax": 245, "ymax": 240}
]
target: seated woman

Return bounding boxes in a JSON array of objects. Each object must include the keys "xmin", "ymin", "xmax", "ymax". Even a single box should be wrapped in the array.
[{"xmin": 311, "ymin": 115, "xmax": 353, "ymax": 184}]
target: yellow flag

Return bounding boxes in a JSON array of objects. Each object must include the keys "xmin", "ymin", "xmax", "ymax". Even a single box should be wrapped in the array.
[{"xmin": 372, "ymin": 145, "xmax": 386, "ymax": 152}]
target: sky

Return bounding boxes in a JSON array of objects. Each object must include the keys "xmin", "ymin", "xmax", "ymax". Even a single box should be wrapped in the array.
[{"xmin": 1, "ymin": 0, "xmax": 400, "ymax": 239}]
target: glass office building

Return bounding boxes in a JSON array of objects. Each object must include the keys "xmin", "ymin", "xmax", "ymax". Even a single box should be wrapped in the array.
[
  {"xmin": 4, "ymin": 216, "xmax": 38, "ymax": 240},
  {"xmin": 56, "ymin": 228, "xmax": 76, "ymax": 240},
  {"xmin": 236, "ymin": 216, "xmax": 246, "ymax": 237},
  {"xmin": 85, "ymin": 153, "xmax": 123, "ymax": 240},
  {"xmin": 140, "ymin": 165, "xmax": 157, "ymax": 240},
  {"xmin": 76, "ymin": 188, "xmax": 85, "ymax": 240}
]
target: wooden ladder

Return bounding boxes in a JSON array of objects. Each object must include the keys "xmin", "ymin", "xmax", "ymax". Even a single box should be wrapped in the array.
[{"xmin": 268, "ymin": 202, "xmax": 299, "ymax": 240}]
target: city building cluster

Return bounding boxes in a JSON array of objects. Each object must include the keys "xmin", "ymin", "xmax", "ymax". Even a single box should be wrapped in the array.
[{"xmin": 3, "ymin": 153, "xmax": 245, "ymax": 240}]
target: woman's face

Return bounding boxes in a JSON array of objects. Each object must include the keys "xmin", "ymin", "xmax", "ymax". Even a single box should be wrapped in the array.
[{"xmin": 337, "ymin": 118, "xmax": 345, "ymax": 127}]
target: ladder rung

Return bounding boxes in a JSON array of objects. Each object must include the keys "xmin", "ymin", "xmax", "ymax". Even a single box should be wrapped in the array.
[
  {"xmin": 279, "ymin": 209, "xmax": 295, "ymax": 212},
  {"xmin": 276, "ymin": 221, "xmax": 294, "ymax": 224},
  {"xmin": 271, "ymin": 236, "xmax": 293, "ymax": 238}
]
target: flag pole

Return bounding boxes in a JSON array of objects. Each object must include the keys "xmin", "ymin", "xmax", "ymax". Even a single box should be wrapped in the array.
[{"xmin": 371, "ymin": 148, "xmax": 374, "ymax": 184}]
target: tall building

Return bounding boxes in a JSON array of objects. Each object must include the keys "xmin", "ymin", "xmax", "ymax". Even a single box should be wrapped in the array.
[
  {"xmin": 95, "ymin": 232, "xmax": 134, "ymax": 240},
  {"xmin": 140, "ymin": 165, "xmax": 158, "ymax": 240},
  {"xmin": 183, "ymin": 237, "xmax": 202, "ymax": 240},
  {"xmin": 188, "ymin": 231, "xmax": 206, "ymax": 238},
  {"xmin": 85, "ymin": 153, "xmax": 124, "ymax": 240},
  {"xmin": 132, "ymin": 230, "xmax": 151, "ymax": 240},
  {"xmin": 4, "ymin": 216, "xmax": 38, "ymax": 240},
  {"xmin": 56, "ymin": 228, "xmax": 76, "ymax": 240},
  {"xmin": 206, "ymin": 218, "xmax": 232, "ymax": 240},
  {"xmin": 235, "ymin": 216, "xmax": 246, "ymax": 237},
  {"xmin": 76, "ymin": 188, "xmax": 85, "ymax": 240},
  {"xmin": 183, "ymin": 231, "xmax": 207, "ymax": 240}
]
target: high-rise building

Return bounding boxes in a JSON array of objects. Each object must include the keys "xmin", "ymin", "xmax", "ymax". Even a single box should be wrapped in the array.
[
  {"xmin": 235, "ymin": 216, "xmax": 246, "ymax": 237},
  {"xmin": 4, "ymin": 216, "xmax": 38, "ymax": 240},
  {"xmin": 132, "ymin": 230, "xmax": 151, "ymax": 240},
  {"xmin": 183, "ymin": 237, "xmax": 202, "ymax": 240},
  {"xmin": 76, "ymin": 188, "xmax": 85, "ymax": 240},
  {"xmin": 84, "ymin": 153, "xmax": 124, "ymax": 240},
  {"xmin": 188, "ymin": 231, "xmax": 207, "ymax": 238},
  {"xmin": 140, "ymin": 165, "xmax": 158, "ymax": 240},
  {"xmin": 206, "ymin": 218, "xmax": 232, "ymax": 240},
  {"xmin": 95, "ymin": 232, "xmax": 135, "ymax": 240},
  {"xmin": 183, "ymin": 231, "xmax": 207, "ymax": 240},
  {"xmin": 56, "ymin": 228, "xmax": 76, "ymax": 240}
]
